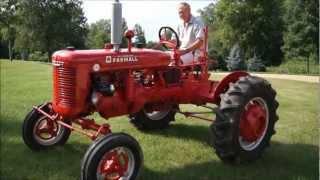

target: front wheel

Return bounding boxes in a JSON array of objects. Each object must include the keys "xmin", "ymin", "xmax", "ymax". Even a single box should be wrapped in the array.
[
  {"xmin": 210, "ymin": 76, "xmax": 279, "ymax": 163},
  {"xmin": 81, "ymin": 133, "xmax": 143, "ymax": 180},
  {"xmin": 22, "ymin": 103, "xmax": 71, "ymax": 151}
]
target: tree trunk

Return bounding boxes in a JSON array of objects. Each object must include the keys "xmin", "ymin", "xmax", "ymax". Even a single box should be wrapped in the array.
[
  {"xmin": 47, "ymin": 51, "xmax": 51, "ymax": 63},
  {"xmin": 307, "ymin": 57, "xmax": 310, "ymax": 74},
  {"xmin": 8, "ymin": 39, "xmax": 12, "ymax": 61}
]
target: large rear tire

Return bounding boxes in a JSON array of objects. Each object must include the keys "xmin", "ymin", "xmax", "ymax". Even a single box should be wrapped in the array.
[
  {"xmin": 210, "ymin": 76, "xmax": 279, "ymax": 163},
  {"xmin": 81, "ymin": 133, "xmax": 143, "ymax": 180},
  {"xmin": 22, "ymin": 103, "xmax": 71, "ymax": 151},
  {"xmin": 130, "ymin": 105, "xmax": 176, "ymax": 130}
]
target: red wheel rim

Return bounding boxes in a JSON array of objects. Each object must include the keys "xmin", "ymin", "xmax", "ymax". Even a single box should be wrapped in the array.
[
  {"xmin": 239, "ymin": 97, "xmax": 269, "ymax": 151},
  {"xmin": 33, "ymin": 117, "xmax": 61, "ymax": 145},
  {"xmin": 97, "ymin": 147, "xmax": 135, "ymax": 180}
]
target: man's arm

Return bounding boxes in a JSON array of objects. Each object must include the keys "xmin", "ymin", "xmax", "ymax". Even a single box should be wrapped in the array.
[{"xmin": 178, "ymin": 38, "xmax": 203, "ymax": 55}]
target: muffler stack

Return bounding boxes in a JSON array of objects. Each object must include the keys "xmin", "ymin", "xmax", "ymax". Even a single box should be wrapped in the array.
[{"xmin": 111, "ymin": 0, "xmax": 122, "ymax": 51}]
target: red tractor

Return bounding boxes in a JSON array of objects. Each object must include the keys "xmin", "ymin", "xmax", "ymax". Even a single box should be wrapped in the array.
[{"xmin": 22, "ymin": 1, "xmax": 279, "ymax": 179}]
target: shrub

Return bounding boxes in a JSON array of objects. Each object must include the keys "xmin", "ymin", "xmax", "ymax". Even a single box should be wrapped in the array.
[
  {"xmin": 29, "ymin": 51, "xmax": 48, "ymax": 62},
  {"xmin": 267, "ymin": 59, "xmax": 319, "ymax": 75},
  {"xmin": 226, "ymin": 44, "xmax": 246, "ymax": 71},
  {"xmin": 247, "ymin": 54, "xmax": 266, "ymax": 72}
]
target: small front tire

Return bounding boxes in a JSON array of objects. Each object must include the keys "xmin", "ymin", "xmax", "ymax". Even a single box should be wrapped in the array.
[
  {"xmin": 22, "ymin": 103, "xmax": 71, "ymax": 151},
  {"xmin": 81, "ymin": 133, "xmax": 143, "ymax": 180}
]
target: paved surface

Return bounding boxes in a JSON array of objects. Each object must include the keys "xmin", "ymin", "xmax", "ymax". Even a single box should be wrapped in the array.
[{"xmin": 215, "ymin": 72, "xmax": 319, "ymax": 83}]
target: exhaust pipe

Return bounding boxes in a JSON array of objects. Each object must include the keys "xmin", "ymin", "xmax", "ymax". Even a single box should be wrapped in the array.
[{"xmin": 111, "ymin": 0, "xmax": 122, "ymax": 51}]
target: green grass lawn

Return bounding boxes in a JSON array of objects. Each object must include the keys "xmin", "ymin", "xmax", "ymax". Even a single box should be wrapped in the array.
[{"xmin": 1, "ymin": 60, "xmax": 318, "ymax": 180}]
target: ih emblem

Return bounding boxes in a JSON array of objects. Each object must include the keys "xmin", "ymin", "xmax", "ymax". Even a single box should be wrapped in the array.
[{"xmin": 106, "ymin": 55, "xmax": 138, "ymax": 64}]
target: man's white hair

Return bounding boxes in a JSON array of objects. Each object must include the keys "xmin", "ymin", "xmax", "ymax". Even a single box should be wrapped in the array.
[{"xmin": 179, "ymin": 2, "xmax": 191, "ymax": 10}]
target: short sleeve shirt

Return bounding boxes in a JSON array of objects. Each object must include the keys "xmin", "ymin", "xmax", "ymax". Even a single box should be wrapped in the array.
[{"xmin": 177, "ymin": 16, "xmax": 204, "ymax": 52}]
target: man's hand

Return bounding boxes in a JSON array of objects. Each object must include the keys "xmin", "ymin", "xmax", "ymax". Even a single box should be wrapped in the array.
[
  {"xmin": 178, "ymin": 49, "xmax": 189, "ymax": 55},
  {"xmin": 178, "ymin": 38, "xmax": 203, "ymax": 55}
]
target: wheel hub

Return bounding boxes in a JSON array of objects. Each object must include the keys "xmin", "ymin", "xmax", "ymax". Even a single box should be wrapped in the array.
[
  {"xmin": 239, "ymin": 97, "xmax": 269, "ymax": 151},
  {"xmin": 97, "ymin": 147, "xmax": 134, "ymax": 180},
  {"xmin": 34, "ymin": 117, "xmax": 59, "ymax": 140},
  {"xmin": 240, "ymin": 101, "xmax": 267, "ymax": 142}
]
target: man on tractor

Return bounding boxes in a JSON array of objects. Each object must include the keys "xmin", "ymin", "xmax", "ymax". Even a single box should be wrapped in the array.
[{"xmin": 176, "ymin": 2, "xmax": 205, "ymax": 64}]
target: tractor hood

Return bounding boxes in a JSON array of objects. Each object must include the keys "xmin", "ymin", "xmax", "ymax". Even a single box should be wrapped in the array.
[{"xmin": 52, "ymin": 48, "xmax": 172, "ymax": 71}]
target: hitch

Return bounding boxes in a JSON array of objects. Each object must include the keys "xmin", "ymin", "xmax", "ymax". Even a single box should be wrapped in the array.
[{"xmin": 176, "ymin": 105, "xmax": 218, "ymax": 122}]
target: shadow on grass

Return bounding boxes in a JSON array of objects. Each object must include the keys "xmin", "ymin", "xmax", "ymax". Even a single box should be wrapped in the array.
[
  {"xmin": 0, "ymin": 139, "xmax": 90, "ymax": 179},
  {"xmin": 144, "ymin": 123, "xmax": 212, "ymax": 145},
  {"xmin": 0, "ymin": 113, "xmax": 89, "ymax": 179},
  {"xmin": 0, "ymin": 114, "xmax": 24, "ymax": 137},
  {"xmin": 140, "ymin": 123, "xmax": 318, "ymax": 180},
  {"xmin": 2, "ymin": 139, "xmax": 318, "ymax": 180},
  {"xmin": 141, "ymin": 141, "xmax": 318, "ymax": 180},
  {"xmin": 1, "ymin": 118, "xmax": 318, "ymax": 180}
]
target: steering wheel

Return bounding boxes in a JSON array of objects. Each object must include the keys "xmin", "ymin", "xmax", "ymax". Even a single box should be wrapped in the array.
[{"xmin": 158, "ymin": 26, "xmax": 180, "ymax": 50}]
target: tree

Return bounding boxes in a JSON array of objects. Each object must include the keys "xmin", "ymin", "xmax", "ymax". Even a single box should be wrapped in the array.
[
  {"xmin": 200, "ymin": 0, "xmax": 284, "ymax": 66},
  {"xmin": 86, "ymin": 18, "xmax": 129, "ymax": 49},
  {"xmin": 282, "ymin": 0, "xmax": 319, "ymax": 64},
  {"xmin": 120, "ymin": 18, "xmax": 128, "ymax": 48},
  {"xmin": 198, "ymin": 3, "xmax": 216, "ymax": 25},
  {"xmin": 0, "ymin": 34, "xmax": 9, "ymax": 58},
  {"xmin": 134, "ymin": 24, "xmax": 144, "ymax": 36},
  {"xmin": 247, "ymin": 53, "xmax": 266, "ymax": 72},
  {"xmin": 0, "ymin": 0, "xmax": 18, "ymax": 61},
  {"xmin": 17, "ymin": 0, "xmax": 88, "ymax": 61},
  {"xmin": 87, "ymin": 19, "xmax": 111, "ymax": 49},
  {"xmin": 226, "ymin": 43, "xmax": 246, "ymax": 71},
  {"xmin": 133, "ymin": 24, "xmax": 146, "ymax": 48}
]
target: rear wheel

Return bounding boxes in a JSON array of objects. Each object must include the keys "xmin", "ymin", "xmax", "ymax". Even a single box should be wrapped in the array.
[
  {"xmin": 130, "ymin": 105, "xmax": 176, "ymax": 130},
  {"xmin": 22, "ymin": 103, "xmax": 71, "ymax": 151},
  {"xmin": 81, "ymin": 133, "xmax": 143, "ymax": 180},
  {"xmin": 210, "ymin": 76, "xmax": 279, "ymax": 163}
]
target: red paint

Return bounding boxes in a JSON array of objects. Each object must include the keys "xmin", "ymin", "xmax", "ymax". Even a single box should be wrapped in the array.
[
  {"xmin": 124, "ymin": 30, "xmax": 134, "ymax": 39},
  {"xmin": 98, "ymin": 149, "xmax": 129, "ymax": 180},
  {"xmin": 33, "ymin": 103, "xmax": 111, "ymax": 140},
  {"xmin": 49, "ymin": 27, "xmax": 250, "ymax": 140},
  {"xmin": 240, "ymin": 101, "xmax": 267, "ymax": 142},
  {"xmin": 212, "ymin": 71, "xmax": 249, "ymax": 103},
  {"xmin": 35, "ymin": 118, "xmax": 57, "ymax": 139},
  {"xmin": 124, "ymin": 30, "xmax": 135, "ymax": 53}
]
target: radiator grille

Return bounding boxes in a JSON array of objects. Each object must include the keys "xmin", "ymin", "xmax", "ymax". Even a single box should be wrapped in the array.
[{"xmin": 55, "ymin": 66, "xmax": 76, "ymax": 106}]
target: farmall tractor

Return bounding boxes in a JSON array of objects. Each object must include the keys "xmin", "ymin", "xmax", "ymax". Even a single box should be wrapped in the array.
[{"xmin": 22, "ymin": 1, "xmax": 279, "ymax": 179}]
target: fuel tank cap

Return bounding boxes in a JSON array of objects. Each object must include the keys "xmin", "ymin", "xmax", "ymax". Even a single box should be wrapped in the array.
[{"xmin": 66, "ymin": 46, "xmax": 75, "ymax": 51}]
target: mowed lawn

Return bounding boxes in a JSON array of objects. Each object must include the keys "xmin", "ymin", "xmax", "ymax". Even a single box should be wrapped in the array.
[{"xmin": 0, "ymin": 60, "xmax": 318, "ymax": 180}]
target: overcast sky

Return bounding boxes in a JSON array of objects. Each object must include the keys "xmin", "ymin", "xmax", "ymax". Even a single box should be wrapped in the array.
[{"xmin": 82, "ymin": 0, "xmax": 212, "ymax": 41}]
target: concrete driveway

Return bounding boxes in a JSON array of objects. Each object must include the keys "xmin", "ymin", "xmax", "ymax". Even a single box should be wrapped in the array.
[{"xmin": 214, "ymin": 72, "xmax": 319, "ymax": 83}]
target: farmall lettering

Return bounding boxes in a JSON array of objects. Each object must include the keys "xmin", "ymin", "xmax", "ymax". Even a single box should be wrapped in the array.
[{"xmin": 106, "ymin": 55, "xmax": 138, "ymax": 64}]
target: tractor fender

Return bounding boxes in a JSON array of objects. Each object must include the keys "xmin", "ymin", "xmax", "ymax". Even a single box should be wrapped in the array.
[{"xmin": 212, "ymin": 71, "xmax": 249, "ymax": 103}]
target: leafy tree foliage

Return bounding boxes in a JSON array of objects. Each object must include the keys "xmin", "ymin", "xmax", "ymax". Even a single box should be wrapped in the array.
[
  {"xmin": 133, "ymin": 24, "xmax": 146, "ymax": 48},
  {"xmin": 86, "ymin": 19, "xmax": 111, "ymax": 49},
  {"xmin": 15, "ymin": 0, "xmax": 88, "ymax": 61},
  {"xmin": 0, "ymin": 0, "xmax": 316, "ymax": 71},
  {"xmin": 282, "ymin": 0, "xmax": 319, "ymax": 63},
  {"xmin": 133, "ymin": 24, "xmax": 144, "ymax": 36},
  {"xmin": 86, "ymin": 18, "xmax": 128, "ymax": 49},
  {"xmin": 248, "ymin": 53, "xmax": 266, "ymax": 72},
  {"xmin": 226, "ymin": 43, "xmax": 246, "ymax": 71},
  {"xmin": 120, "ymin": 18, "xmax": 128, "ymax": 48},
  {"xmin": 200, "ymin": 0, "xmax": 318, "ymax": 71},
  {"xmin": 200, "ymin": 0, "xmax": 284, "ymax": 67},
  {"xmin": 0, "ymin": 0, "xmax": 19, "ymax": 60}
]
